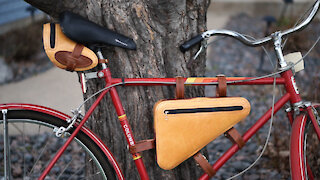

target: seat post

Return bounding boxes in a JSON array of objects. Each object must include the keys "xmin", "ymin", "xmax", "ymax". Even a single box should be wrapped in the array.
[{"xmin": 97, "ymin": 49, "xmax": 107, "ymax": 69}]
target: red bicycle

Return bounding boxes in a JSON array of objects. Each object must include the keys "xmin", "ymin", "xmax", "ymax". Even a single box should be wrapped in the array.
[{"xmin": 1, "ymin": 1, "xmax": 320, "ymax": 180}]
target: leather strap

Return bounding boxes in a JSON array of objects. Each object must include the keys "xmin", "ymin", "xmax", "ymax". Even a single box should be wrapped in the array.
[
  {"xmin": 175, "ymin": 76, "xmax": 185, "ymax": 99},
  {"xmin": 65, "ymin": 60, "xmax": 76, "ymax": 72},
  {"xmin": 65, "ymin": 44, "xmax": 84, "ymax": 71},
  {"xmin": 71, "ymin": 44, "xmax": 84, "ymax": 58},
  {"xmin": 99, "ymin": 59, "xmax": 108, "ymax": 63},
  {"xmin": 225, "ymin": 127, "xmax": 245, "ymax": 149},
  {"xmin": 216, "ymin": 74, "xmax": 227, "ymax": 97},
  {"xmin": 129, "ymin": 139, "xmax": 155, "ymax": 154},
  {"xmin": 193, "ymin": 152, "xmax": 216, "ymax": 177}
]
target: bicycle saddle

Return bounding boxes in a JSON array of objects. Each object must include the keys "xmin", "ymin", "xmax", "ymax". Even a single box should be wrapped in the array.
[{"xmin": 59, "ymin": 11, "xmax": 136, "ymax": 50}]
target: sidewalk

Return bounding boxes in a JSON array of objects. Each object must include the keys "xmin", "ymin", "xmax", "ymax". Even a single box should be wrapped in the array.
[{"xmin": 0, "ymin": 68, "xmax": 83, "ymax": 114}]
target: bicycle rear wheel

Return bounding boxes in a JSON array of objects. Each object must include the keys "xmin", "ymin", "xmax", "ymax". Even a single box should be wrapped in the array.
[
  {"xmin": 290, "ymin": 110, "xmax": 320, "ymax": 180},
  {"xmin": 0, "ymin": 109, "xmax": 116, "ymax": 180}
]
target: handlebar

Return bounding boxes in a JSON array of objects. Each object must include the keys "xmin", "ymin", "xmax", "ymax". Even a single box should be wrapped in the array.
[
  {"xmin": 180, "ymin": 35, "xmax": 204, "ymax": 52},
  {"xmin": 180, "ymin": 0, "xmax": 320, "ymax": 52}
]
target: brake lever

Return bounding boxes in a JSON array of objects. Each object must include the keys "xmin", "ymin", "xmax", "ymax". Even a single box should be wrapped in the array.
[{"xmin": 193, "ymin": 38, "xmax": 208, "ymax": 60}]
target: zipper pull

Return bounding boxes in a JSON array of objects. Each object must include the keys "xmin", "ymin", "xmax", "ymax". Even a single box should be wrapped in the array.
[{"xmin": 165, "ymin": 111, "xmax": 169, "ymax": 121}]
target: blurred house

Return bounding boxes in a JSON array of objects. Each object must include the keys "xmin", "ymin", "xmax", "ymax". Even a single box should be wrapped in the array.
[{"xmin": 0, "ymin": 0, "xmax": 44, "ymax": 34}]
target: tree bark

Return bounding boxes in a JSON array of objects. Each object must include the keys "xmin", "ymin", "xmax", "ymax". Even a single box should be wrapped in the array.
[{"xmin": 25, "ymin": 0, "xmax": 210, "ymax": 179}]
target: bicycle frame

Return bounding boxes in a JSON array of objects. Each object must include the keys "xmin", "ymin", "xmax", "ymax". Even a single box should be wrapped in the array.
[{"xmin": 32, "ymin": 58, "xmax": 320, "ymax": 180}]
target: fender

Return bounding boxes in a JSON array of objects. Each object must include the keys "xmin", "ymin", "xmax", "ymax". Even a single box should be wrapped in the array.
[
  {"xmin": 0, "ymin": 103, "xmax": 124, "ymax": 180},
  {"xmin": 290, "ymin": 113, "xmax": 307, "ymax": 180},
  {"xmin": 290, "ymin": 102, "xmax": 320, "ymax": 180},
  {"xmin": 311, "ymin": 102, "xmax": 320, "ymax": 108}
]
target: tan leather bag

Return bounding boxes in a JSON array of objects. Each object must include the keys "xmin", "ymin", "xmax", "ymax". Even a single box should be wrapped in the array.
[
  {"xmin": 43, "ymin": 23, "xmax": 98, "ymax": 71},
  {"xmin": 154, "ymin": 97, "xmax": 250, "ymax": 170}
]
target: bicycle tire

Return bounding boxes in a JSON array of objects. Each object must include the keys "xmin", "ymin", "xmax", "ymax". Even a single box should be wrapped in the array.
[
  {"xmin": 290, "ymin": 111, "xmax": 320, "ymax": 180},
  {"xmin": 303, "ymin": 109, "xmax": 320, "ymax": 180},
  {"xmin": 0, "ymin": 109, "xmax": 117, "ymax": 180}
]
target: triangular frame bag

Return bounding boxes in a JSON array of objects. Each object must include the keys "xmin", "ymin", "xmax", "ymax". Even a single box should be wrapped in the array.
[{"xmin": 154, "ymin": 97, "xmax": 250, "ymax": 170}]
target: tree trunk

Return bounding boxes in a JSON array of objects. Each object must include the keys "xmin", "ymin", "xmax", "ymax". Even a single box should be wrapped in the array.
[{"xmin": 25, "ymin": 0, "xmax": 210, "ymax": 179}]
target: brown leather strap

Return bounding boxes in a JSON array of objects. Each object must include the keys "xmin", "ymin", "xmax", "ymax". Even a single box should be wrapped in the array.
[
  {"xmin": 65, "ymin": 59, "xmax": 76, "ymax": 72},
  {"xmin": 71, "ymin": 44, "xmax": 84, "ymax": 59},
  {"xmin": 65, "ymin": 44, "xmax": 85, "ymax": 71},
  {"xmin": 129, "ymin": 139, "xmax": 155, "ymax": 154},
  {"xmin": 99, "ymin": 59, "xmax": 108, "ymax": 63},
  {"xmin": 175, "ymin": 76, "xmax": 185, "ymax": 99},
  {"xmin": 225, "ymin": 127, "xmax": 245, "ymax": 149},
  {"xmin": 193, "ymin": 152, "xmax": 216, "ymax": 177},
  {"xmin": 216, "ymin": 74, "xmax": 227, "ymax": 97}
]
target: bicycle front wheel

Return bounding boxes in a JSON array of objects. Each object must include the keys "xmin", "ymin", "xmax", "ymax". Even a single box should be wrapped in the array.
[
  {"xmin": 0, "ymin": 109, "xmax": 117, "ymax": 180},
  {"xmin": 290, "ymin": 111, "xmax": 320, "ymax": 180}
]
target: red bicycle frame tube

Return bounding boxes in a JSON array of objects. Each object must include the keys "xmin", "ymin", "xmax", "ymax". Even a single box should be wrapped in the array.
[
  {"xmin": 39, "ymin": 85, "xmax": 113, "ymax": 180},
  {"xmin": 103, "ymin": 68, "xmax": 150, "ymax": 179},
  {"xmin": 199, "ymin": 93, "xmax": 291, "ymax": 180},
  {"xmin": 34, "ymin": 65, "xmax": 307, "ymax": 179},
  {"xmin": 111, "ymin": 77, "xmax": 286, "ymax": 86},
  {"xmin": 281, "ymin": 71, "xmax": 302, "ymax": 104}
]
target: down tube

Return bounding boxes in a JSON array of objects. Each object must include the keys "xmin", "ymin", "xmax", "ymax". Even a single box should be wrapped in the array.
[{"xmin": 199, "ymin": 93, "xmax": 291, "ymax": 180}]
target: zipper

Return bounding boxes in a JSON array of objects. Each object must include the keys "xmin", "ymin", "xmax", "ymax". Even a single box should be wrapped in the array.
[{"xmin": 164, "ymin": 106, "xmax": 243, "ymax": 115}]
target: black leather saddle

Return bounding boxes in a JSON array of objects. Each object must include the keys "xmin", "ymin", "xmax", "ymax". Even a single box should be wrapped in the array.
[{"xmin": 59, "ymin": 11, "xmax": 136, "ymax": 50}]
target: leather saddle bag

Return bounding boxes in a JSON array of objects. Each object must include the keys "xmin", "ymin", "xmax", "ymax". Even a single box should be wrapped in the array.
[
  {"xmin": 154, "ymin": 97, "xmax": 250, "ymax": 170},
  {"xmin": 43, "ymin": 23, "xmax": 98, "ymax": 71}
]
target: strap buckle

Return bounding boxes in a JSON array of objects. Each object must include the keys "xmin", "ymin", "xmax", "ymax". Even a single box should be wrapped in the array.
[
  {"xmin": 129, "ymin": 139, "xmax": 155, "ymax": 154},
  {"xmin": 225, "ymin": 127, "xmax": 245, "ymax": 149},
  {"xmin": 193, "ymin": 152, "xmax": 216, "ymax": 177},
  {"xmin": 175, "ymin": 76, "xmax": 185, "ymax": 99}
]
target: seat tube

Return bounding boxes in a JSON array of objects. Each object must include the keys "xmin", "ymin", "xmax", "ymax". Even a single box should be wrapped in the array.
[{"xmin": 103, "ymin": 67, "xmax": 149, "ymax": 180}]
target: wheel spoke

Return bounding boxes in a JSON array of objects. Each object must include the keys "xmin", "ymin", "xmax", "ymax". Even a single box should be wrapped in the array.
[
  {"xmin": 67, "ymin": 164, "xmax": 86, "ymax": 180},
  {"xmin": 11, "ymin": 123, "xmax": 24, "ymax": 134},
  {"xmin": 57, "ymin": 155, "xmax": 74, "ymax": 179},
  {"xmin": 28, "ymin": 141, "xmax": 50, "ymax": 176},
  {"xmin": 0, "ymin": 111, "xmax": 111, "ymax": 179},
  {"xmin": 23, "ymin": 122, "xmax": 27, "ymax": 179}
]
